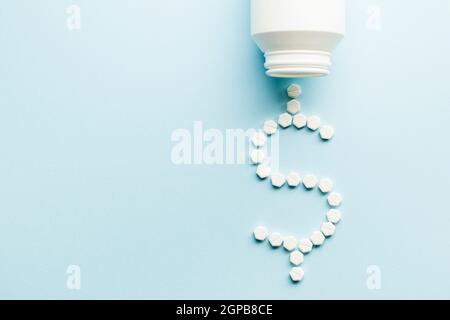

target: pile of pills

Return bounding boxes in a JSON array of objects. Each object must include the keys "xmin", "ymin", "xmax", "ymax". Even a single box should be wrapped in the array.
[{"xmin": 251, "ymin": 84, "xmax": 343, "ymax": 283}]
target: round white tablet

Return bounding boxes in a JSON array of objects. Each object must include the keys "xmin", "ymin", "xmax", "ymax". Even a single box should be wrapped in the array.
[
  {"xmin": 251, "ymin": 132, "xmax": 267, "ymax": 147},
  {"xmin": 287, "ymin": 84, "xmax": 302, "ymax": 98},
  {"xmin": 278, "ymin": 113, "xmax": 293, "ymax": 128},
  {"xmin": 271, "ymin": 173, "xmax": 286, "ymax": 188},
  {"xmin": 327, "ymin": 192, "xmax": 343, "ymax": 207},
  {"xmin": 307, "ymin": 116, "xmax": 321, "ymax": 131},
  {"xmin": 290, "ymin": 250, "xmax": 304, "ymax": 266},
  {"xmin": 289, "ymin": 267, "xmax": 305, "ymax": 282},
  {"xmin": 249, "ymin": 149, "xmax": 265, "ymax": 164},
  {"xmin": 283, "ymin": 236, "xmax": 298, "ymax": 252},
  {"xmin": 286, "ymin": 172, "xmax": 301, "ymax": 187},
  {"xmin": 287, "ymin": 99, "xmax": 301, "ymax": 115},
  {"xmin": 310, "ymin": 231, "xmax": 325, "ymax": 246},
  {"xmin": 320, "ymin": 125, "xmax": 335, "ymax": 140},
  {"xmin": 303, "ymin": 174, "xmax": 318, "ymax": 189},
  {"xmin": 318, "ymin": 178, "xmax": 334, "ymax": 194},
  {"xmin": 263, "ymin": 120, "xmax": 278, "ymax": 135},
  {"xmin": 254, "ymin": 226, "xmax": 269, "ymax": 241},
  {"xmin": 256, "ymin": 164, "xmax": 271, "ymax": 179},
  {"xmin": 298, "ymin": 239, "xmax": 313, "ymax": 254},
  {"xmin": 321, "ymin": 222, "xmax": 336, "ymax": 237},
  {"xmin": 268, "ymin": 233, "xmax": 283, "ymax": 248},
  {"xmin": 293, "ymin": 114, "xmax": 307, "ymax": 129},
  {"xmin": 327, "ymin": 209, "xmax": 342, "ymax": 224}
]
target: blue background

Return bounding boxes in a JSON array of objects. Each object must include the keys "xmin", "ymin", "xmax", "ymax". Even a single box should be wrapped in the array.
[{"xmin": 1, "ymin": 0, "xmax": 450, "ymax": 299}]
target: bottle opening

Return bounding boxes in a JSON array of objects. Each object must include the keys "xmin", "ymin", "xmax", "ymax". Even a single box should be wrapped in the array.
[{"xmin": 264, "ymin": 50, "xmax": 332, "ymax": 78}]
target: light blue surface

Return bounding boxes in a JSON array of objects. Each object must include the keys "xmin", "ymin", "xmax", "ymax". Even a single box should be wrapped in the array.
[{"xmin": 1, "ymin": 0, "xmax": 450, "ymax": 299}]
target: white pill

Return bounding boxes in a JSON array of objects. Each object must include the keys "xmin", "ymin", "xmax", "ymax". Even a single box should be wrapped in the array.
[
  {"xmin": 263, "ymin": 120, "xmax": 278, "ymax": 135},
  {"xmin": 307, "ymin": 116, "xmax": 321, "ymax": 131},
  {"xmin": 327, "ymin": 209, "xmax": 342, "ymax": 224},
  {"xmin": 293, "ymin": 114, "xmax": 307, "ymax": 129},
  {"xmin": 271, "ymin": 173, "xmax": 286, "ymax": 188},
  {"xmin": 310, "ymin": 231, "xmax": 325, "ymax": 246},
  {"xmin": 286, "ymin": 172, "xmax": 301, "ymax": 187},
  {"xmin": 287, "ymin": 84, "xmax": 302, "ymax": 98},
  {"xmin": 318, "ymin": 178, "xmax": 334, "ymax": 194},
  {"xmin": 283, "ymin": 236, "xmax": 298, "ymax": 252},
  {"xmin": 256, "ymin": 164, "xmax": 271, "ymax": 179},
  {"xmin": 298, "ymin": 239, "xmax": 313, "ymax": 254},
  {"xmin": 289, "ymin": 267, "xmax": 305, "ymax": 282},
  {"xmin": 320, "ymin": 125, "xmax": 335, "ymax": 140},
  {"xmin": 250, "ymin": 149, "xmax": 265, "ymax": 164},
  {"xmin": 278, "ymin": 113, "xmax": 293, "ymax": 128},
  {"xmin": 321, "ymin": 222, "xmax": 336, "ymax": 237},
  {"xmin": 254, "ymin": 226, "xmax": 269, "ymax": 241},
  {"xmin": 251, "ymin": 132, "xmax": 267, "ymax": 147},
  {"xmin": 287, "ymin": 100, "xmax": 301, "ymax": 115},
  {"xmin": 290, "ymin": 250, "xmax": 304, "ymax": 266},
  {"xmin": 303, "ymin": 174, "xmax": 318, "ymax": 189},
  {"xmin": 268, "ymin": 233, "xmax": 283, "ymax": 248},
  {"xmin": 327, "ymin": 192, "xmax": 343, "ymax": 207}
]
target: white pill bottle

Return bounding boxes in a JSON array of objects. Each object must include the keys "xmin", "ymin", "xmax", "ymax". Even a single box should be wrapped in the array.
[{"xmin": 251, "ymin": 0, "xmax": 346, "ymax": 78}]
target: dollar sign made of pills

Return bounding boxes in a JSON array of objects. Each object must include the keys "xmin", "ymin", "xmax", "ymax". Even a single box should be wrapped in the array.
[{"xmin": 252, "ymin": 84, "xmax": 343, "ymax": 283}]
